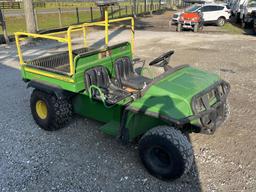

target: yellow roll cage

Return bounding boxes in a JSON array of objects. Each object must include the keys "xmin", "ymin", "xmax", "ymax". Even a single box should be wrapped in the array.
[{"xmin": 15, "ymin": 7, "xmax": 135, "ymax": 77}]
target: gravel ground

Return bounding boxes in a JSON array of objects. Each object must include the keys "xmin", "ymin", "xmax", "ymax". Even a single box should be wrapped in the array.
[{"xmin": 0, "ymin": 24, "xmax": 256, "ymax": 192}]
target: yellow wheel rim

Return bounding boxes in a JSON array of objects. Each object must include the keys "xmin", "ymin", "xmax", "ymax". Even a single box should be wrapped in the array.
[{"xmin": 36, "ymin": 100, "xmax": 48, "ymax": 120}]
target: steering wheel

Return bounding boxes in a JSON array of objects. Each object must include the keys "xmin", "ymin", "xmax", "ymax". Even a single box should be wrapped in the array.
[{"xmin": 149, "ymin": 50, "xmax": 174, "ymax": 67}]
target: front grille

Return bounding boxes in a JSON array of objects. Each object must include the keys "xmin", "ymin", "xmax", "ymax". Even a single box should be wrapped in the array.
[
  {"xmin": 192, "ymin": 81, "xmax": 230, "ymax": 114},
  {"xmin": 191, "ymin": 80, "xmax": 230, "ymax": 134}
]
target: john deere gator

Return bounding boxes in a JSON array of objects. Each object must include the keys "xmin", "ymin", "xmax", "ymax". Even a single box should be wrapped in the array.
[{"xmin": 14, "ymin": 1, "xmax": 230, "ymax": 180}]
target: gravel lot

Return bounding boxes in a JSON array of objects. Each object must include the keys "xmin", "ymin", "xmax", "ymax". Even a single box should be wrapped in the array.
[{"xmin": 0, "ymin": 22, "xmax": 256, "ymax": 192}]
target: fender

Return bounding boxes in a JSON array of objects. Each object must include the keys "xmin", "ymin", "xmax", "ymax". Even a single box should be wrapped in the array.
[{"xmin": 27, "ymin": 80, "xmax": 74, "ymax": 99}]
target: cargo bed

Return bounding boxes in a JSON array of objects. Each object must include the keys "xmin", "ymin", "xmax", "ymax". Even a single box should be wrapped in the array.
[{"xmin": 25, "ymin": 47, "xmax": 92, "ymax": 75}]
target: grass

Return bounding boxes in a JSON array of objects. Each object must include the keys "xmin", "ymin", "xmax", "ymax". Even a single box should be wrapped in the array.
[
  {"xmin": 0, "ymin": 3, "xmax": 162, "ymax": 35},
  {"xmin": 222, "ymin": 23, "xmax": 244, "ymax": 34},
  {"xmin": 0, "ymin": 9, "xmax": 118, "ymax": 35},
  {"xmin": 42, "ymin": 2, "xmax": 152, "ymax": 9}
]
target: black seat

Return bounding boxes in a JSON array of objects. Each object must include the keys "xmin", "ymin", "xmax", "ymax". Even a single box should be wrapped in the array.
[
  {"xmin": 84, "ymin": 66, "xmax": 131, "ymax": 105},
  {"xmin": 114, "ymin": 57, "xmax": 152, "ymax": 90}
]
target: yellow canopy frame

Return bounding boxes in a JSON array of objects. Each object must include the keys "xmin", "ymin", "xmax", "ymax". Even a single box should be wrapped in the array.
[{"xmin": 15, "ymin": 7, "xmax": 135, "ymax": 77}]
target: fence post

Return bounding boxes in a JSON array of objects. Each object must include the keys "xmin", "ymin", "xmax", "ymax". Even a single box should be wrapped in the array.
[
  {"xmin": 111, "ymin": 6, "xmax": 114, "ymax": 19},
  {"xmin": 76, "ymin": 7, "xmax": 79, "ymax": 24},
  {"xmin": 119, "ymin": 5, "xmax": 121, "ymax": 17},
  {"xmin": 90, "ymin": 7, "xmax": 93, "ymax": 22},
  {"xmin": 0, "ymin": 9, "xmax": 9, "ymax": 44},
  {"xmin": 33, "ymin": 8, "xmax": 39, "ymax": 31},
  {"xmin": 58, "ymin": 8, "xmax": 62, "ymax": 27},
  {"xmin": 144, "ymin": 0, "xmax": 146, "ymax": 14},
  {"xmin": 125, "ymin": 5, "xmax": 127, "ymax": 16}
]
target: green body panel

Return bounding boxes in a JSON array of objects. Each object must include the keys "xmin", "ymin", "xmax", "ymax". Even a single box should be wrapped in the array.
[
  {"xmin": 21, "ymin": 42, "xmax": 132, "ymax": 93},
  {"xmin": 123, "ymin": 66, "xmax": 220, "ymax": 140},
  {"xmin": 129, "ymin": 66, "xmax": 220, "ymax": 120},
  {"xmin": 126, "ymin": 112, "xmax": 166, "ymax": 141},
  {"xmin": 22, "ymin": 68, "xmax": 78, "ymax": 92},
  {"xmin": 72, "ymin": 93, "xmax": 132, "ymax": 123},
  {"xmin": 73, "ymin": 42, "xmax": 132, "ymax": 92}
]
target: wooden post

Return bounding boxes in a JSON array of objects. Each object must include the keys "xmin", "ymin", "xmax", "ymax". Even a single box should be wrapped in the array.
[
  {"xmin": 90, "ymin": 7, "xmax": 93, "ymax": 22},
  {"xmin": 33, "ymin": 8, "xmax": 39, "ymax": 31},
  {"xmin": 24, "ymin": 0, "xmax": 37, "ymax": 33},
  {"xmin": 144, "ymin": 0, "xmax": 147, "ymax": 13},
  {"xmin": 111, "ymin": 6, "xmax": 114, "ymax": 19},
  {"xmin": 119, "ymin": 5, "xmax": 121, "ymax": 17},
  {"xmin": 125, "ymin": 6, "xmax": 128, "ymax": 16},
  {"xmin": 76, "ymin": 7, "xmax": 79, "ymax": 24},
  {"xmin": 133, "ymin": 0, "xmax": 137, "ymax": 16},
  {"xmin": 58, "ymin": 8, "xmax": 62, "ymax": 27},
  {"xmin": 0, "ymin": 9, "xmax": 9, "ymax": 44},
  {"xmin": 150, "ymin": 0, "xmax": 153, "ymax": 14}
]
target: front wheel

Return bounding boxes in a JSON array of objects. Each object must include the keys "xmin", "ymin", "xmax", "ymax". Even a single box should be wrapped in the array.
[
  {"xmin": 139, "ymin": 126, "xmax": 193, "ymax": 180},
  {"xmin": 217, "ymin": 17, "xmax": 226, "ymax": 27}
]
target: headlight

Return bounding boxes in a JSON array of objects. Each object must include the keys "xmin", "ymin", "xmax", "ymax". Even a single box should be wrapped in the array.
[{"xmin": 194, "ymin": 98, "xmax": 206, "ymax": 113}]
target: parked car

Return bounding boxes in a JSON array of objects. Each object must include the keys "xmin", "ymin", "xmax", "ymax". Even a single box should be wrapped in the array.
[
  {"xmin": 171, "ymin": 3, "xmax": 231, "ymax": 27},
  {"xmin": 171, "ymin": 4, "xmax": 202, "ymax": 24},
  {"xmin": 177, "ymin": 12, "xmax": 204, "ymax": 32},
  {"xmin": 240, "ymin": 0, "xmax": 256, "ymax": 28}
]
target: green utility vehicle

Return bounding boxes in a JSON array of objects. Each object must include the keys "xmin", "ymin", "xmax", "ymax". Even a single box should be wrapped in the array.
[{"xmin": 15, "ymin": 1, "xmax": 230, "ymax": 181}]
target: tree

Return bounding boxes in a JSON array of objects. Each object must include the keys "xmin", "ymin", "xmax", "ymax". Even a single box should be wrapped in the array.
[{"xmin": 23, "ymin": 0, "xmax": 36, "ymax": 33}]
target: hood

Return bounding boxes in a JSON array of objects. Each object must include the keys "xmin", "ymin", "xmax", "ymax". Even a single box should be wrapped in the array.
[
  {"xmin": 130, "ymin": 66, "xmax": 220, "ymax": 120},
  {"xmin": 182, "ymin": 12, "xmax": 200, "ymax": 19}
]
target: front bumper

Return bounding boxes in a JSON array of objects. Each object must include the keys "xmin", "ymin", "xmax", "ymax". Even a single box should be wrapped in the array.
[
  {"xmin": 189, "ymin": 80, "xmax": 230, "ymax": 134},
  {"xmin": 179, "ymin": 20, "xmax": 198, "ymax": 28}
]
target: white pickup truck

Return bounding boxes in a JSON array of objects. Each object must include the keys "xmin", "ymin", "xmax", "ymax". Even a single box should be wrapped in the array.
[{"xmin": 240, "ymin": 0, "xmax": 256, "ymax": 27}]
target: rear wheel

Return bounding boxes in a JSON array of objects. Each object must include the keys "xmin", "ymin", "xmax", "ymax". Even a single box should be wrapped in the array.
[
  {"xmin": 30, "ymin": 89, "xmax": 72, "ymax": 131},
  {"xmin": 139, "ymin": 126, "xmax": 193, "ymax": 180},
  {"xmin": 217, "ymin": 17, "xmax": 226, "ymax": 27},
  {"xmin": 176, "ymin": 23, "xmax": 182, "ymax": 32}
]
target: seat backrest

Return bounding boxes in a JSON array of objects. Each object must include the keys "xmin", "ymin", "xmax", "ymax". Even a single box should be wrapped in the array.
[
  {"xmin": 84, "ymin": 66, "xmax": 110, "ymax": 94},
  {"xmin": 114, "ymin": 57, "xmax": 134, "ymax": 82}
]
